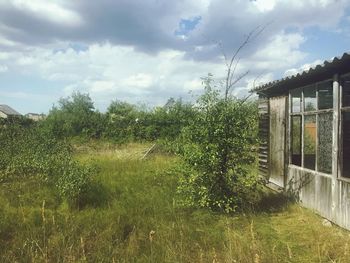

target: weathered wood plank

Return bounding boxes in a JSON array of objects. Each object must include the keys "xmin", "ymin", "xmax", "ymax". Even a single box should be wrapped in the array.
[{"xmin": 258, "ymin": 97, "xmax": 270, "ymax": 179}]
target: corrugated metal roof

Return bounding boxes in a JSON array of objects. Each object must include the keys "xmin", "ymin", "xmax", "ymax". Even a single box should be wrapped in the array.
[
  {"xmin": 0, "ymin": 104, "xmax": 21, "ymax": 116},
  {"xmin": 253, "ymin": 52, "xmax": 350, "ymax": 95}
]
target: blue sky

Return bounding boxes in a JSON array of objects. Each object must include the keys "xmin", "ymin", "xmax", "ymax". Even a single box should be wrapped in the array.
[{"xmin": 0, "ymin": 0, "xmax": 350, "ymax": 114}]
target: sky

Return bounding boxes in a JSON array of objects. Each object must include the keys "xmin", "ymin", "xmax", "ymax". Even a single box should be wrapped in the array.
[{"xmin": 0, "ymin": 0, "xmax": 350, "ymax": 114}]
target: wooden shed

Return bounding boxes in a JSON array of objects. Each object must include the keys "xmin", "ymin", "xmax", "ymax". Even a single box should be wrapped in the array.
[{"xmin": 255, "ymin": 52, "xmax": 350, "ymax": 229}]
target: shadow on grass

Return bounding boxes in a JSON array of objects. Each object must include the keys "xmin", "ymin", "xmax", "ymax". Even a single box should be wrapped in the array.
[
  {"xmin": 72, "ymin": 182, "xmax": 111, "ymax": 209},
  {"xmin": 252, "ymin": 190, "xmax": 294, "ymax": 213}
]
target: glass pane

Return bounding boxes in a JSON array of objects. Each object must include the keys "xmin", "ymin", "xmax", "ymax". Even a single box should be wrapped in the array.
[
  {"xmin": 342, "ymin": 76, "xmax": 350, "ymax": 107},
  {"xmin": 304, "ymin": 85, "xmax": 316, "ymax": 111},
  {"xmin": 291, "ymin": 116, "xmax": 301, "ymax": 166},
  {"xmin": 343, "ymin": 112, "xmax": 350, "ymax": 178},
  {"xmin": 291, "ymin": 88, "xmax": 302, "ymax": 113},
  {"xmin": 304, "ymin": 115, "xmax": 316, "ymax": 170},
  {"xmin": 318, "ymin": 113, "xmax": 333, "ymax": 174},
  {"xmin": 318, "ymin": 81, "xmax": 333, "ymax": 109}
]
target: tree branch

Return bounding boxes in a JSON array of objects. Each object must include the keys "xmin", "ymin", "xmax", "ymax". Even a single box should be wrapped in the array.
[{"xmin": 224, "ymin": 23, "xmax": 270, "ymax": 100}]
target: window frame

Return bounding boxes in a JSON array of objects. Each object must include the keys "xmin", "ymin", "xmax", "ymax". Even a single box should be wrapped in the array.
[
  {"xmin": 289, "ymin": 78, "xmax": 334, "ymax": 174},
  {"xmin": 339, "ymin": 73, "xmax": 350, "ymax": 180}
]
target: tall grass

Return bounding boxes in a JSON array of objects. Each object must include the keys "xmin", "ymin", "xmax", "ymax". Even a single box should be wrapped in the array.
[{"xmin": 1, "ymin": 143, "xmax": 350, "ymax": 262}]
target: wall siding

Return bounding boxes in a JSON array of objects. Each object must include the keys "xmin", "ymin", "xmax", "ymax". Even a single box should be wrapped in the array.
[
  {"xmin": 269, "ymin": 96, "xmax": 286, "ymax": 187},
  {"xmin": 258, "ymin": 97, "xmax": 269, "ymax": 180},
  {"xmin": 288, "ymin": 166, "xmax": 350, "ymax": 229},
  {"xmin": 263, "ymin": 70, "xmax": 350, "ymax": 230}
]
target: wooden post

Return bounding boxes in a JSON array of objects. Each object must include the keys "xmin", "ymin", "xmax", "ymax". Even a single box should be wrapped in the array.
[
  {"xmin": 333, "ymin": 74, "xmax": 340, "ymax": 178},
  {"xmin": 141, "ymin": 144, "xmax": 156, "ymax": 160}
]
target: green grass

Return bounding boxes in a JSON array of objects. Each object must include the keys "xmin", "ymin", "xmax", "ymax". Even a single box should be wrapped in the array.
[{"xmin": 1, "ymin": 143, "xmax": 350, "ymax": 262}]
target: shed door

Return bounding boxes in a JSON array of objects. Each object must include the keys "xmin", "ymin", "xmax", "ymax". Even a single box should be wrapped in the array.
[{"xmin": 269, "ymin": 96, "xmax": 286, "ymax": 188}]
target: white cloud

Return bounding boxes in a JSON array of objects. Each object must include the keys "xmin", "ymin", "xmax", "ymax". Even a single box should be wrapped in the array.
[
  {"xmin": 0, "ymin": 64, "xmax": 8, "ymax": 72},
  {"xmin": 89, "ymin": 80, "xmax": 117, "ymax": 93},
  {"xmin": 122, "ymin": 74, "xmax": 154, "ymax": 89},
  {"xmin": 0, "ymin": 51, "xmax": 10, "ymax": 60},
  {"xmin": 0, "ymin": 0, "xmax": 349, "ymax": 114},
  {"xmin": 249, "ymin": 32, "xmax": 307, "ymax": 70},
  {"xmin": 247, "ymin": 73, "xmax": 275, "ymax": 90},
  {"xmin": 0, "ymin": 34, "xmax": 17, "ymax": 47},
  {"xmin": 0, "ymin": 28, "xmax": 313, "ymax": 109},
  {"xmin": 0, "ymin": 43, "xmax": 227, "ymax": 108},
  {"xmin": 284, "ymin": 59, "xmax": 323, "ymax": 77},
  {"xmin": 16, "ymin": 56, "xmax": 35, "ymax": 66},
  {"xmin": 183, "ymin": 79, "xmax": 203, "ymax": 91},
  {"xmin": 252, "ymin": 0, "xmax": 277, "ymax": 12},
  {"xmin": 3, "ymin": 0, "xmax": 82, "ymax": 26}
]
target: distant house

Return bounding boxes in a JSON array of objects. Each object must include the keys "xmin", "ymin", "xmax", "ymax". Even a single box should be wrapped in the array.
[
  {"xmin": 25, "ymin": 113, "xmax": 46, "ymax": 121},
  {"xmin": 254, "ymin": 52, "xmax": 350, "ymax": 229},
  {"xmin": 0, "ymin": 104, "xmax": 21, "ymax": 118}
]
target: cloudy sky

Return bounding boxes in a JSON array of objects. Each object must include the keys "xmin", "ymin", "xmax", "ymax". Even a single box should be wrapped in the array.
[{"xmin": 0, "ymin": 0, "xmax": 350, "ymax": 114}]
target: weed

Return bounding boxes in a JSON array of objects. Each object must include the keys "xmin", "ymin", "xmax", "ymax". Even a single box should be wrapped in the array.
[{"xmin": 1, "ymin": 143, "xmax": 350, "ymax": 262}]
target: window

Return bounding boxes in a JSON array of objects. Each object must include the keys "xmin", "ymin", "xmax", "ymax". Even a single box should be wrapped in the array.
[
  {"xmin": 304, "ymin": 85, "xmax": 316, "ymax": 111},
  {"xmin": 318, "ymin": 113, "xmax": 333, "ymax": 174},
  {"xmin": 290, "ymin": 80, "xmax": 333, "ymax": 173},
  {"xmin": 291, "ymin": 88, "xmax": 302, "ymax": 113},
  {"xmin": 342, "ymin": 112, "xmax": 350, "ymax": 178},
  {"xmin": 318, "ymin": 81, "xmax": 333, "ymax": 109},
  {"xmin": 341, "ymin": 75, "xmax": 350, "ymax": 178},
  {"xmin": 304, "ymin": 115, "xmax": 316, "ymax": 169},
  {"xmin": 291, "ymin": 116, "xmax": 301, "ymax": 166}
]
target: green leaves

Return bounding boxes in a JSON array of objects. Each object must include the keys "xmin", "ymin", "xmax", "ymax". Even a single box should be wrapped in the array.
[
  {"xmin": 41, "ymin": 92, "xmax": 106, "ymax": 139},
  {"xmin": 41, "ymin": 92, "xmax": 196, "ymax": 142},
  {"xmin": 177, "ymin": 76, "xmax": 259, "ymax": 213},
  {"xmin": 0, "ymin": 124, "xmax": 93, "ymax": 207}
]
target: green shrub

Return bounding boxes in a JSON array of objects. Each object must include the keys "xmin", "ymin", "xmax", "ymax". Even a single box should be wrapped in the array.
[
  {"xmin": 0, "ymin": 124, "xmax": 94, "ymax": 207},
  {"xmin": 40, "ymin": 91, "xmax": 106, "ymax": 139},
  {"xmin": 176, "ymin": 76, "xmax": 259, "ymax": 213}
]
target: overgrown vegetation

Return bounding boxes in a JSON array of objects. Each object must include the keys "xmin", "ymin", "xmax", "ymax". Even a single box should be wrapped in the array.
[
  {"xmin": 41, "ymin": 91, "xmax": 195, "ymax": 143},
  {"xmin": 1, "ymin": 21, "xmax": 347, "ymax": 260},
  {"xmin": 177, "ymin": 76, "xmax": 259, "ymax": 212},
  {"xmin": 1, "ymin": 144, "xmax": 349, "ymax": 262},
  {"xmin": 31, "ymin": 84, "xmax": 258, "ymax": 212},
  {"xmin": 0, "ymin": 122, "xmax": 94, "ymax": 207},
  {"xmin": 35, "ymin": 77, "xmax": 259, "ymax": 213}
]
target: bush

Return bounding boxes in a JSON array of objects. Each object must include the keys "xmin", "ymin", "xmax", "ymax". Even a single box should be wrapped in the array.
[
  {"xmin": 176, "ymin": 76, "xmax": 259, "ymax": 213},
  {"xmin": 104, "ymin": 98, "xmax": 195, "ymax": 142},
  {"xmin": 40, "ymin": 92, "xmax": 106, "ymax": 139},
  {"xmin": 0, "ymin": 124, "xmax": 94, "ymax": 207}
]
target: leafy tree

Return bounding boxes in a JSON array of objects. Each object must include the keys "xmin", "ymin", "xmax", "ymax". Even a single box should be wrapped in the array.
[
  {"xmin": 42, "ymin": 92, "xmax": 104, "ymax": 138},
  {"xmin": 104, "ymin": 98, "xmax": 195, "ymax": 142},
  {"xmin": 105, "ymin": 100, "xmax": 138, "ymax": 142},
  {"xmin": 176, "ymin": 26, "xmax": 266, "ymax": 212},
  {"xmin": 177, "ymin": 76, "xmax": 259, "ymax": 212}
]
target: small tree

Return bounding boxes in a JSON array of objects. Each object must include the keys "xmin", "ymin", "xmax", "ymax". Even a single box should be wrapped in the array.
[
  {"xmin": 177, "ymin": 26, "xmax": 266, "ymax": 212},
  {"xmin": 178, "ymin": 78, "xmax": 259, "ymax": 212},
  {"xmin": 42, "ymin": 92, "xmax": 104, "ymax": 138},
  {"xmin": 105, "ymin": 100, "xmax": 138, "ymax": 142}
]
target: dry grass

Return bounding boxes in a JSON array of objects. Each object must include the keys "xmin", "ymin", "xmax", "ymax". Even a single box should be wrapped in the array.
[
  {"xmin": 0, "ymin": 142, "xmax": 350, "ymax": 262},
  {"xmin": 74, "ymin": 141, "xmax": 153, "ymax": 160}
]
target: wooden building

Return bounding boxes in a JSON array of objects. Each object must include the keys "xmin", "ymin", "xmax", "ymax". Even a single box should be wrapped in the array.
[{"xmin": 255, "ymin": 52, "xmax": 350, "ymax": 229}]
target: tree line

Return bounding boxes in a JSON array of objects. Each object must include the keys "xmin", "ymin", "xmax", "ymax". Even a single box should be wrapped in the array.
[
  {"xmin": 39, "ymin": 92, "xmax": 195, "ymax": 142},
  {"xmin": 1, "ymin": 75, "xmax": 260, "ymax": 213}
]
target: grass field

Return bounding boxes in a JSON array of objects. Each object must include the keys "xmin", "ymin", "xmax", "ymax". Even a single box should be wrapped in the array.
[{"xmin": 1, "ymin": 143, "xmax": 350, "ymax": 262}]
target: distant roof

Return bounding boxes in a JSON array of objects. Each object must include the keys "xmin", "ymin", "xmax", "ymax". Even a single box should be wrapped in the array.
[
  {"xmin": 253, "ymin": 52, "xmax": 350, "ymax": 96},
  {"xmin": 26, "ymin": 113, "xmax": 44, "ymax": 116},
  {"xmin": 0, "ymin": 104, "xmax": 21, "ymax": 116}
]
